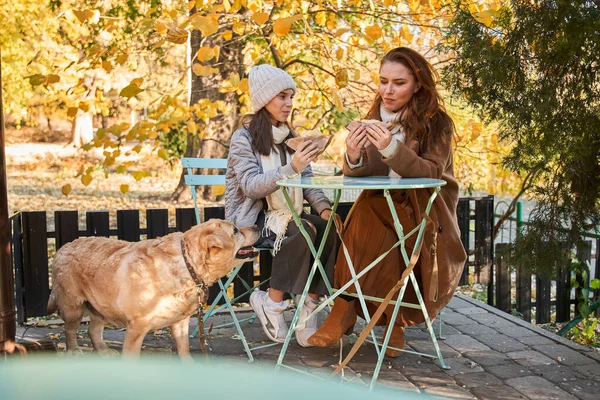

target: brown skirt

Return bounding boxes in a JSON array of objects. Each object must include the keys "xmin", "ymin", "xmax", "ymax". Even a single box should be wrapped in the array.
[{"xmin": 335, "ymin": 189, "xmax": 442, "ymax": 327}]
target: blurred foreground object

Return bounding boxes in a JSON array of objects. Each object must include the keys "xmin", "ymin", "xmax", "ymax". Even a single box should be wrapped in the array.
[{"xmin": 0, "ymin": 356, "xmax": 426, "ymax": 399}]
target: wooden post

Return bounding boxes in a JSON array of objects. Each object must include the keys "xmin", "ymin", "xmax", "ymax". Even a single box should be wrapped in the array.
[{"xmin": 0, "ymin": 47, "xmax": 18, "ymax": 353}]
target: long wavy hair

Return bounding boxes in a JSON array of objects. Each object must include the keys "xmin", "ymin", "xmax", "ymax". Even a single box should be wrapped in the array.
[
  {"xmin": 238, "ymin": 108, "xmax": 296, "ymax": 156},
  {"xmin": 366, "ymin": 47, "xmax": 454, "ymax": 152}
]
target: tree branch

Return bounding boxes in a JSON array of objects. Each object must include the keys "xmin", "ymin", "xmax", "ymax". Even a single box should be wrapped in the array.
[
  {"xmin": 493, "ymin": 165, "xmax": 542, "ymax": 238},
  {"xmin": 282, "ymin": 59, "xmax": 335, "ymax": 77},
  {"xmin": 201, "ymin": 138, "xmax": 230, "ymax": 149}
]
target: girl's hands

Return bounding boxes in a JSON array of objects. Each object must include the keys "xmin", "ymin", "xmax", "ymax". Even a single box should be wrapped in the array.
[
  {"xmin": 365, "ymin": 122, "xmax": 392, "ymax": 150},
  {"xmin": 291, "ymin": 140, "xmax": 320, "ymax": 172},
  {"xmin": 346, "ymin": 123, "xmax": 369, "ymax": 164},
  {"xmin": 319, "ymin": 209, "xmax": 343, "ymax": 229}
]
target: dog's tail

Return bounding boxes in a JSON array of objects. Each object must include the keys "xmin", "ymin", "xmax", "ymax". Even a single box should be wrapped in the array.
[{"xmin": 47, "ymin": 290, "xmax": 57, "ymax": 315}]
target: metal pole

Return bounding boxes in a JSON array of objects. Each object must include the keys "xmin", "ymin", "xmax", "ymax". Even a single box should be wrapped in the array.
[
  {"xmin": 0, "ymin": 48, "xmax": 17, "ymax": 353},
  {"xmin": 516, "ymin": 201, "xmax": 523, "ymax": 238}
]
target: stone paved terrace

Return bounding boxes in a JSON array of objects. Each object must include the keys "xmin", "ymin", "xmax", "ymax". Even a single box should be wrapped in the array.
[{"xmin": 14, "ymin": 294, "xmax": 600, "ymax": 399}]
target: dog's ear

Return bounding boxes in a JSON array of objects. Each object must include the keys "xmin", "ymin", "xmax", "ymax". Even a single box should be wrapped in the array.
[{"xmin": 202, "ymin": 234, "xmax": 233, "ymax": 251}]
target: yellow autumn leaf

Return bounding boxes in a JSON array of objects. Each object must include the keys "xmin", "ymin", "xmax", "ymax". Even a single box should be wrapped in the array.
[
  {"xmin": 191, "ymin": 15, "xmax": 219, "ymax": 37},
  {"xmin": 223, "ymin": 0, "xmax": 231, "ymax": 12},
  {"xmin": 187, "ymin": 120, "xmax": 198, "ymax": 134},
  {"xmin": 232, "ymin": 22, "xmax": 245, "ymax": 35},
  {"xmin": 335, "ymin": 69, "xmax": 349, "ymax": 88},
  {"xmin": 78, "ymin": 102, "xmax": 90, "ymax": 112},
  {"xmin": 157, "ymin": 149, "xmax": 169, "ymax": 160},
  {"xmin": 192, "ymin": 64, "xmax": 218, "ymax": 76},
  {"xmin": 370, "ymin": 71, "xmax": 380, "ymax": 85},
  {"xmin": 46, "ymin": 74, "xmax": 60, "ymax": 84},
  {"xmin": 73, "ymin": 10, "xmax": 87, "ymax": 23},
  {"xmin": 101, "ymin": 61, "xmax": 112, "ymax": 72},
  {"xmin": 229, "ymin": 72, "xmax": 240, "ymax": 87},
  {"xmin": 166, "ymin": 26, "xmax": 188, "ymax": 44},
  {"xmin": 67, "ymin": 107, "xmax": 78, "ymax": 118},
  {"xmin": 273, "ymin": 15, "xmax": 302, "ymax": 36},
  {"xmin": 213, "ymin": 185, "xmax": 226, "ymax": 196},
  {"xmin": 472, "ymin": 11, "xmax": 494, "ymax": 27},
  {"xmin": 384, "ymin": 0, "xmax": 394, "ymax": 6},
  {"xmin": 311, "ymin": 93, "xmax": 319, "ymax": 106},
  {"xmin": 491, "ymin": 133, "xmax": 499, "ymax": 147},
  {"xmin": 239, "ymin": 78, "xmax": 249, "ymax": 93},
  {"xmin": 252, "ymin": 12, "xmax": 269, "ymax": 26},
  {"xmin": 118, "ymin": 184, "xmax": 129, "ymax": 194},
  {"xmin": 120, "ymin": 83, "xmax": 143, "ymax": 98},
  {"xmin": 407, "ymin": 0, "xmax": 421, "ymax": 12},
  {"xmin": 334, "ymin": 28, "xmax": 350, "ymax": 37},
  {"xmin": 81, "ymin": 174, "xmax": 93, "ymax": 186},
  {"xmin": 335, "ymin": 47, "xmax": 344, "ymax": 61},
  {"xmin": 103, "ymin": 156, "xmax": 115, "ymax": 167},
  {"xmin": 61, "ymin": 184, "xmax": 72, "ymax": 196},
  {"xmin": 187, "ymin": 0, "xmax": 196, "ymax": 11},
  {"xmin": 133, "ymin": 171, "xmax": 145, "ymax": 181},
  {"xmin": 196, "ymin": 46, "xmax": 215, "ymax": 61},
  {"xmin": 73, "ymin": 10, "xmax": 94, "ymax": 23},
  {"xmin": 400, "ymin": 25, "xmax": 414, "ymax": 44},
  {"xmin": 315, "ymin": 12, "xmax": 327, "ymax": 27},
  {"xmin": 155, "ymin": 21, "xmax": 168, "ymax": 35},
  {"xmin": 28, "ymin": 74, "xmax": 46, "ymax": 86},
  {"xmin": 222, "ymin": 30, "xmax": 232, "ymax": 40},
  {"xmin": 365, "ymin": 24, "xmax": 382, "ymax": 40},
  {"xmin": 330, "ymin": 89, "xmax": 343, "ymax": 110},
  {"xmin": 116, "ymin": 53, "xmax": 128, "ymax": 65}
]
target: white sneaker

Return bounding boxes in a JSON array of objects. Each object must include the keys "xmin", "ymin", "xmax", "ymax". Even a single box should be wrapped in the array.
[
  {"xmin": 250, "ymin": 290, "xmax": 289, "ymax": 343},
  {"xmin": 295, "ymin": 295, "xmax": 320, "ymax": 348}
]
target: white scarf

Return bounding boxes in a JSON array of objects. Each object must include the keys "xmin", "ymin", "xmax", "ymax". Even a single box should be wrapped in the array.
[
  {"xmin": 260, "ymin": 124, "xmax": 304, "ymax": 254},
  {"xmin": 380, "ymin": 105, "xmax": 406, "ymax": 178}
]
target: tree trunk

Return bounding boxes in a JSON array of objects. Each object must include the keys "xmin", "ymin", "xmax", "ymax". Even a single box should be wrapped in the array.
[
  {"xmin": 172, "ymin": 13, "xmax": 244, "ymax": 202},
  {"xmin": 69, "ymin": 110, "xmax": 94, "ymax": 147},
  {"xmin": 0, "ymin": 49, "xmax": 17, "ymax": 352}
]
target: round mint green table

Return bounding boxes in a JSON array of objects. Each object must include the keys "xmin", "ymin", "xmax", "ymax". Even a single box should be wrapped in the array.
[{"xmin": 274, "ymin": 176, "xmax": 448, "ymax": 390}]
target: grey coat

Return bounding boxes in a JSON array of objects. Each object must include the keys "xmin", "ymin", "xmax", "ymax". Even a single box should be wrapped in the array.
[{"xmin": 225, "ymin": 127, "xmax": 331, "ymax": 228}]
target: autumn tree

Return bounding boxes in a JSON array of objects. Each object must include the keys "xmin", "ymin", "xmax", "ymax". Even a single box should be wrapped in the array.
[
  {"xmin": 441, "ymin": 0, "xmax": 600, "ymax": 274},
  {"xmin": 14, "ymin": 0, "xmax": 510, "ymax": 199}
]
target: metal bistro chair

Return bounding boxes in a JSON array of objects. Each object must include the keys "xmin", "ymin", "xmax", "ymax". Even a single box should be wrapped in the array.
[{"xmin": 182, "ymin": 157, "xmax": 279, "ymax": 362}]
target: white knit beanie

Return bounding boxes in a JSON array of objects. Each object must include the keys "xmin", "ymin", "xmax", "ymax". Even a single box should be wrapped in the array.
[{"xmin": 248, "ymin": 64, "xmax": 297, "ymax": 112}]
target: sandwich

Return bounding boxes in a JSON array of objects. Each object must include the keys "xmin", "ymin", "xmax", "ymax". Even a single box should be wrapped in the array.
[
  {"xmin": 285, "ymin": 134, "xmax": 333, "ymax": 156},
  {"xmin": 346, "ymin": 119, "xmax": 388, "ymax": 131}
]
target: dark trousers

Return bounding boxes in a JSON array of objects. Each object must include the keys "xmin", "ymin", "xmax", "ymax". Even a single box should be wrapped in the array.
[{"xmin": 254, "ymin": 212, "xmax": 339, "ymax": 296}]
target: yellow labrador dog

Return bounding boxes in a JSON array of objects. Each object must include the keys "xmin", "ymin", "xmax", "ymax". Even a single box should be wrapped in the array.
[{"xmin": 47, "ymin": 219, "xmax": 259, "ymax": 359}]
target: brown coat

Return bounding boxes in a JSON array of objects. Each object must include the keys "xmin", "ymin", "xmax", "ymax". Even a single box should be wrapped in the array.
[{"xmin": 337, "ymin": 134, "xmax": 466, "ymax": 326}]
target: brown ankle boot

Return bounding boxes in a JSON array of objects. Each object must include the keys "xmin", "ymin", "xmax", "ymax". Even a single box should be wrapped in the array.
[
  {"xmin": 384, "ymin": 324, "xmax": 405, "ymax": 358},
  {"xmin": 307, "ymin": 298, "xmax": 357, "ymax": 347}
]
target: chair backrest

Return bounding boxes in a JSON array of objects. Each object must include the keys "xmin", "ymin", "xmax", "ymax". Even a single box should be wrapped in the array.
[{"xmin": 181, "ymin": 157, "xmax": 227, "ymax": 224}]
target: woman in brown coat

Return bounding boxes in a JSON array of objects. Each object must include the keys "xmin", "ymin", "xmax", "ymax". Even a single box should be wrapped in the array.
[{"xmin": 307, "ymin": 47, "xmax": 467, "ymax": 357}]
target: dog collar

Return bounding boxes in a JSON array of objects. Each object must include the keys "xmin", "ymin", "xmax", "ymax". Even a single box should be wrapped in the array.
[{"xmin": 180, "ymin": 239, "xmax": 208, "ymax": 295}]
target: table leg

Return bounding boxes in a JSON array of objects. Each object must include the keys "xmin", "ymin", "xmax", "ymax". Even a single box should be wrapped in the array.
[
  {"xmin": 373, "ymin": 188, "xmax": 448, "ymax": 380},
  {"xmin": 276, "ymin": 188, "xmax": 341, "ymax": 369}
]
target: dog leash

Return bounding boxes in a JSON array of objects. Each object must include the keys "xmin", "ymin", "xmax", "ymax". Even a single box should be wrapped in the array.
[{"xmin": 180, "ymin": 239, "xmax": 209, "ymax": 356}]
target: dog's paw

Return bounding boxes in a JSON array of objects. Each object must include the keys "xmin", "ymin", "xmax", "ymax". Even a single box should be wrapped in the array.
[
  {"xmin": 66, "ymin": 348, "xmax": 85, "ymax": 357},
  {"xmin": 97, "ymin": 348, "xmax": 120, "ymax": 358}
]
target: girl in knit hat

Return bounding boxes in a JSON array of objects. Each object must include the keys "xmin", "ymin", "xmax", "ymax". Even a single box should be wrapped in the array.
[{"xmin": 224, "ymin": 64, "xmax": 339, "ymax": 347}]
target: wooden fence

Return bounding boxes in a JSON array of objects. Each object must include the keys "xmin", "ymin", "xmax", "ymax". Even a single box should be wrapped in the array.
[
  {"xmin": 8, "ymin": 196, "xmax": 494, "ymax": 324},
  {"xmin": 492, "ymin": 241, "xmax": 599, "ymax": 324}
]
